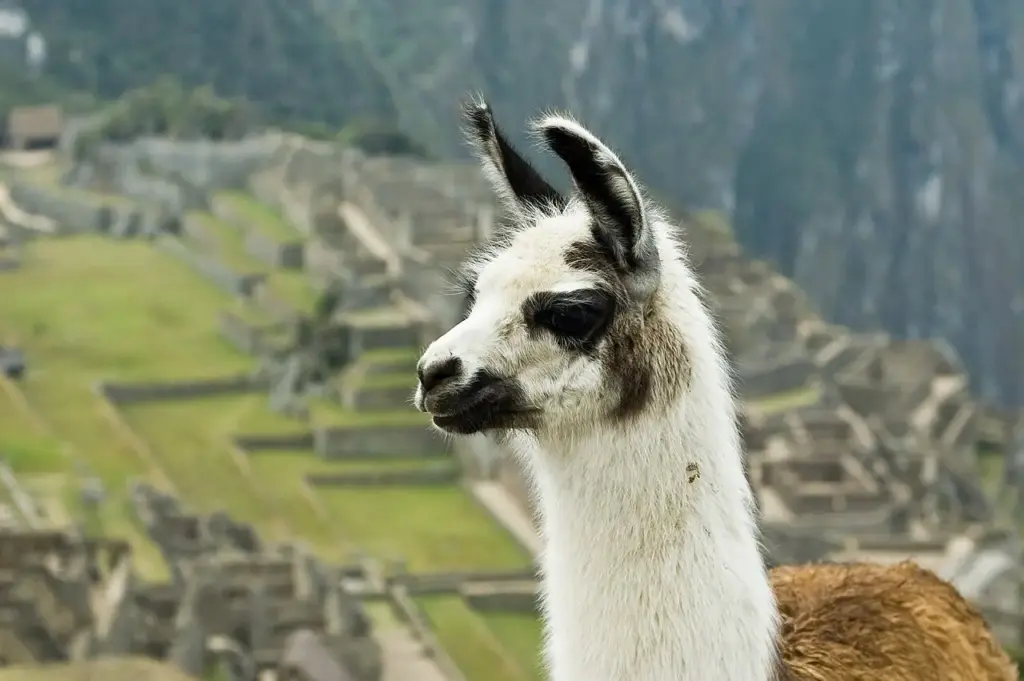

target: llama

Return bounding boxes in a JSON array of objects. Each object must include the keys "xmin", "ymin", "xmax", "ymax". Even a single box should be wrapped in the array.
[{"xmin": 413, "ymin": 99, "xmax": 1018, "ymax": 681}]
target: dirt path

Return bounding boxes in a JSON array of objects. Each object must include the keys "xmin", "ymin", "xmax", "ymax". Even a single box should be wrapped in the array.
[
  {"xmin": 377, "ymin": 626, "xmax": 450, "ymax": 681},
  {"xmin": 0, "ymin": 182, "xmax": 56, "ymax": 234},
  {"xmin": 468, "ymin": 480, "xmax": 542, "ymax": 557}
]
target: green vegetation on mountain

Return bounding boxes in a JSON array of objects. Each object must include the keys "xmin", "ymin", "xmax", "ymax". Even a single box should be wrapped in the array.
[
  {"xmin": 21, "ymin": 0, "xmax": 397, "ymax": 131},
  {"xmin": 0, "ymin": 65, "xmax": 95, "ymax": 113}
]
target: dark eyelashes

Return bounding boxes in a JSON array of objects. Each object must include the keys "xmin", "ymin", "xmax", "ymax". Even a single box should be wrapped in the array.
[{"xmin": 523, "ymin": 288, "xmax": 616, "ymax": 352}]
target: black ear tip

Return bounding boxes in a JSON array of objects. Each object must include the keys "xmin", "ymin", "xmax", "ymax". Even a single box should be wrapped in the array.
[
  {"xmin": 461, "ymin": 98, "xmax": 494, "ymax": 136},
  {"xmin": 540, "ymin": 125, "xmax": 595, "ymax": 167}
]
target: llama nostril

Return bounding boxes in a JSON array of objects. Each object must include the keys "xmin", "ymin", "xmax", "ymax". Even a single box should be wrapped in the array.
[{"xmin": 418, "ymin": 356, "xmax": 463, "ymax": 394}]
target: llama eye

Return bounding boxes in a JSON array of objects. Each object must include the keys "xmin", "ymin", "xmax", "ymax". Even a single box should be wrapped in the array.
[{"xmin": 541, "ymin": 303, "xmax": 604, "ymax": 339}]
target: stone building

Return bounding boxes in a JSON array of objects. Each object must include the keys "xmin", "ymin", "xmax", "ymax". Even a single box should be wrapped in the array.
[
  {"xmin": 3, "ymin": 105, "xmax": 62, "ymax": 151},
  {"xmin": 0, "ymin": 484, "xmax": 381, "ymax": 680}
]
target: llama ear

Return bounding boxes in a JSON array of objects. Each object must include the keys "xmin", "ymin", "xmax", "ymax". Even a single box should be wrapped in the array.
[
  {"xmin": 534, "ymin": 115, "xmax": 658, "ymax": 282},
  {"xmin": 461, "ymin": 98, "xmax": 566, "ymax": 215}
]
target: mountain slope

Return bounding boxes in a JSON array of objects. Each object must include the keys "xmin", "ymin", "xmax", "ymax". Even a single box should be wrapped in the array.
[
  {"xmin": 325, "ymin": 0, "xmax": 1024, "ymax": 405},
  {"xmin": 20, "ymin": 0, "xmax": 396, "ymax": 129}
]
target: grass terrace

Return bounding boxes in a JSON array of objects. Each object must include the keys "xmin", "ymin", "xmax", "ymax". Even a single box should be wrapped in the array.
[
  {"xmin": 0, "ymin": 235, "xmax": 250, "ymax": 578},
  {"xmin": 267, "ymin": 268, "xmax": 321, "ymax": 314},
  {"xmin": 417, "ymin": 596, "xmax": 542, "ymax": 681},
  {"xmin": 183, "ymin": 211, "xmax": 262, "ymax": 273},
  {"xmin": 0, "ymin": 230, "xmax": 542, "ymax": 678},
  {"xmin": 185, "ymin": 205, "xmax": 320, "ymax": 314},
  {"xmin": 0, "ymin": 156, "xmax": 134, "ymax": 209},
  {"xmin": 215, "ymin": 191, "xmax": 301, "ymax": 243},
  {"xmin": 313, "ymin": 485, "xmax": 529, "ymax": 570},
  {"xmin": 120, "ymin": 394, "xmax": 343, "ymax": 556},
  {"xmin": 0, "ymin": 658, "xmax": 196, "ymax": 681},
  {"xmin": 745, "ymin": 384, "xmax": 822, "ymax": 416},
  {"xmin": 479, "ymin": 611, "xmax": 545, "ymax": 681}
]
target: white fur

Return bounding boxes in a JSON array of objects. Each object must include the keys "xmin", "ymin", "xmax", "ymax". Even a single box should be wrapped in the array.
[
  {"xmin": 523, "ymin": 228, "xmax": 779, "ymax": 681},
  {"xmin": 419, "ymin": 112, "xmax": 780, "ymax": 681}
]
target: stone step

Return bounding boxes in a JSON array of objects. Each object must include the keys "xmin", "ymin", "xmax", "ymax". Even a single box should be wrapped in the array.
[
  {"xmin": 337, "ymin": 307, "xmax": 426, "ymax": 353},
  {"xmin": 413, "ymin": 242, "xmax": 475, "ymax": 264},
  {"xmin": 350, "ymin": 254, "xmax": 390, "ymax": 277},
  {"xmin": 313, "ymin": 420, "xmax": 443, "ymax": 458},
  {"xmin": 342, "ymin": 273, "xmax": 395, "ymax": 311},
  {"xmin": 340, "ymin": 372, "xmax": 413, "ymax": 412},
  {"xmin": 306, "ymin": 461, "xmax": 460, "ymax": 486},
  {"xmin": 360, "ymin": 348, "xmax": 419, "ymax": 377}
]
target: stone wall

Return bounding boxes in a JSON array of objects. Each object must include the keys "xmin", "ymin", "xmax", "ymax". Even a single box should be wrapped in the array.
[
  {"xmin": 737, "ymin": 353, "xmax": 817, "ymax": 398},
  {"xmin": 114, "ymin": 135, "xmax": 285, "ymax": 191},
  {"xmin": 217, "ymin": 311, "xmax": 271, "ymax": 356},
  {"xmin": 387, "ymin": 568, "xmax": 537, "ymax": 595},
  {"xmin": 97, "ymin": 374, "xmax": 264, "ymax": 405},
  {"xmin": 233, "ymin": 433, "xmax": 315, "ymax": 452},
  {"xmin": 342, "ymin": 323, "xmax": 426, "ymax": 356},
  {"xmin": 305, "ymin": 464, "xmax": 459, "ymax": 487},
  {"xmin": 8, "ymin": 182, "xmax": 111, "ymax": 233},
  {"xmin": 244, "ymin": 231, "xmax": 304, "ymax": 269},
  {"xmin": 313, "ymin": 425, "xmax": 444, "ymax": 459},
  {"xmin": 68, "ymin": 152, "xmax": 203, "ymax": 214},
  {"xmin": 155, "ymin": 235, "xmax": 265, "ymax": 297},
  {"xmin": 459, "ymin": 582, "xmax": 538, "ymax": 614},
  {"xmin": 0, "ymin": 242, "xmax": 20, "ymax": 271},
  {"xmin": 386, "ymin": 586, "xmax": 468, "ymax": 681},
  {"xmin": 339, "ymin": 380, "xmax": 411, "ymax": 411}
]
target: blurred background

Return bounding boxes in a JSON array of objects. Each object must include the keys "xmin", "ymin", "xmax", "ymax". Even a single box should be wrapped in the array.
[{"xmin": 0, "ymin": 1, "xmax": 1021, "ymax": 680}]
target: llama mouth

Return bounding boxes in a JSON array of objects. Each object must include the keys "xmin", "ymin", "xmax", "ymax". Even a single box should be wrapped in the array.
[
  {"xmin": 431, "ymin": 406, "xmax": 540, "ymax": 435},
  {"xmin": 424, "ymin": 370, "xmax": 539, "ymax": 434},
  {"xmin": 425, "ymin": 374, "xmax": 540, "ymax": 432}
]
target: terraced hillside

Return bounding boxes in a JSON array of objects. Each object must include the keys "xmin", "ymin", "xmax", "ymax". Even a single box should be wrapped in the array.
[{"xmin": 0, "ymin": 167, "xmax": 544, "ymax": 681}]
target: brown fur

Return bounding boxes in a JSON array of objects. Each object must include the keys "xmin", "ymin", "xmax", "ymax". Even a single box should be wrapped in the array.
[{"xmin": 770, "ymin": 561, "xmax": 1018, "ymax": 680}]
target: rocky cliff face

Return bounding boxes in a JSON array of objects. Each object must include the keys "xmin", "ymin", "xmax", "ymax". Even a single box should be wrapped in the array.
[{"xmin": 333, "ymin": 0, "xmax": 1024, "ymax": 405}]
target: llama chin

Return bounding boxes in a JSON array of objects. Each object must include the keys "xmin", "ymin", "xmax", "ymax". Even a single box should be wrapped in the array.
[{"xmin": 413, "ymin": 97, "xmax": 1019, "ymax": 681}]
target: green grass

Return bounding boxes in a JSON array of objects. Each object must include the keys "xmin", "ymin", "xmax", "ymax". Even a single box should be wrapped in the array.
[
  {"xmin": 183, "ymin": 211, "xmax": 262, "ymax": 273},
  {"xmin": 184, "ymin": 207, "xmax": 320, "ymax": 315},
  {"xmin": 362, "ymin": 600, "xmax": 401, "ymax": 630},
  {"xmin": 120, "ymin": 394, "xmax": 343, "ymax": 556},
  {"xmin": 0, "ymin": 235, "xmax": 252, "ymax": 578},
  {"xmin": 1, "ymin": 157, "xmax": 132, "ymax": 208},
  {"xmin": 256, "ymin": 451, "xmax": 451, "ymax": 473},
  {"xmin": 215, "ymin": 191, "xmax": 300, "ymax": 243},
  {"xmin": 225, "ymin": 300, "xmax": 279, "ymax": 327},
  {"xmin": 978, "ymin": 448, "xmax": 1004, "ymax": 497},
  {"xmin": 0, "ymin": 381, "xmax": 63, "ymax": 473},
  {"xmin": 314, "ymin": 485, "xmax": 530, "ymax": 570},
  {"xmin": 479, "ymin": 612, "xmax": 545, "ymax": 681},
  {"xmin": 268, "ymin": 269, "xmax": 320, "ymax": 313},
  {"xmin": 746, "ymin": 384, "xmax": 822, "ymax": 415},
  {"xmin": 0, "ymin": 433, "xmax": 65, "ymax": 473},
  {"xmin": 416, "ymin": 596, "xmax": 536, "ymax": 681}
]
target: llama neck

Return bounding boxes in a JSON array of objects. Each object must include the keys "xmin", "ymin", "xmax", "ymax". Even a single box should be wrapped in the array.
[{"xmin": 523, "ymin": 353, "xmax": 779, "ymax": 681}]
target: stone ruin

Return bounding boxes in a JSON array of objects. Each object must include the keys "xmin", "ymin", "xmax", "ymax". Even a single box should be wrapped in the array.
[
  {"xmin": 126, "ymin": 482, "xmax": 382, "ymax": 681},
  {"xmin": 10, "ymin": 126, "xmax": 1024, "ymax": 644},
  {"xmin": 0, "ymin": 529, "xmax": 133, "ymax": 665},
  {"xmin": 240, "ymin": 138, "xmax": 1024, "ymax": 635},
  {"xmin": 0, "ymin": 483, "xmax": 382, "ymax": 680}
]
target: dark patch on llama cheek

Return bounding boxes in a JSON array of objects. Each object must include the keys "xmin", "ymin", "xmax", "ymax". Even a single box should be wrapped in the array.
[{"xmin": 605, "ymin": 301, "xmax": 691, "ymax": 420}]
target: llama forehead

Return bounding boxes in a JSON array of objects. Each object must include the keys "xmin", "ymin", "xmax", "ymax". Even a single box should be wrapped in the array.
[{"xmin": 474, "ymin": 212, "xmax": 605, "ymax": 301}]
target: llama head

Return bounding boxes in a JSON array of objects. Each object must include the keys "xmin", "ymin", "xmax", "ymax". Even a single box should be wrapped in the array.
[{"xmin": 414, "ymin": 99, "xmax": 691, "ymax": 438}]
